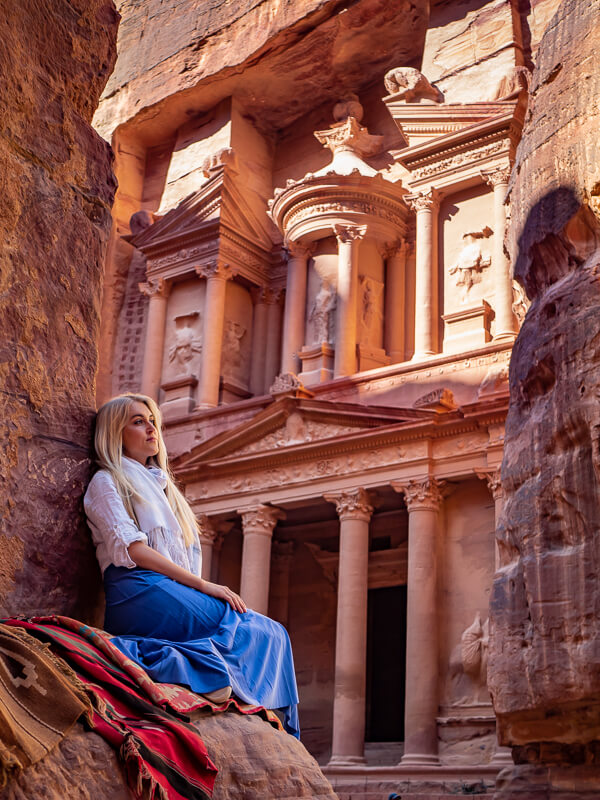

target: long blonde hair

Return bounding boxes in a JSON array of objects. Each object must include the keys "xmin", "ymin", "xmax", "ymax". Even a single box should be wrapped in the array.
[{"xmin": 93, "ymin": 394, "xmax": 199, "ymax": 547}]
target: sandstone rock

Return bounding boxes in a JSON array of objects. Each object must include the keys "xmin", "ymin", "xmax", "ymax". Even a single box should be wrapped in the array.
[
  {"xmin": 488, "ymin": 0, "xmax": 600, "ymax": 795},
  {"xmin": 0, "ymin": 712, "xmax": 338, "ymax": 800},
  {"xmin": 0, "ymin": 0, "xmax": 118, "ymax": 620}
]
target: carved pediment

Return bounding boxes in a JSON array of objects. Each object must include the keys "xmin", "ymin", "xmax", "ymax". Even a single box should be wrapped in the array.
[{"xmin": 174, "ymin": 397, "xmax": 435, "ymax": 472}]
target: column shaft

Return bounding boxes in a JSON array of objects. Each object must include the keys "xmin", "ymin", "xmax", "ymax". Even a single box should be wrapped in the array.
[
  {"xmin": 334, "ymin": 226, "xmax": 365, "ymax": 378},
  {"xmin": 280, "ymin": 242, "xmax": 310, "ymax": 375},
  {"xmin": 493, "ymin": 180, "xmax": 517, "ymax": 339},
  {"xmin": 385, "ymin": 243, "xmax": 407, "ymax": 363},
  {"xmin": 324, "ymin": 489, "xmax": 374, "ymax": 765},
  {"xmin": 392, "ymin": 477, "xmax": 444, "ymax": 766},
  {"xmin": 264, "ymin": 291, "xmax": 283, "ymax": 392},
  {"xmin": 196, "ymin": 263, "xmax": 232, "ymax": 409},
  {"xmin": 249, "ymin": 290, "xmax": 269, "ymax": 395},
  {"xmin": 139, "ymin": 278, "xmax": 169, "ymax": 401},
  {"xmin": 407, "ymin": 191, "xmax": 439, "ymax": 359},
  {"xmin": 238, "ymin": 505, "xmax": 285, "ymax": 615}
]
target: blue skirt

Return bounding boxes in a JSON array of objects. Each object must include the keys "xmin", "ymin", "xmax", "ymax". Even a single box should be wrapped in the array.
[{"xmin": 103, "ymin": 565, "xmax": 300, "ymax": 738}]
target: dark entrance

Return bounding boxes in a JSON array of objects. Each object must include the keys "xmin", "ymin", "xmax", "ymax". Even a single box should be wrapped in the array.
[{"xmin": 365, "ymin": 584, "xmax": 407, "ymax": 742}]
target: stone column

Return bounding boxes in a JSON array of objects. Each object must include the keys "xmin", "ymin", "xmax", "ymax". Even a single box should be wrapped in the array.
[
  {"xmin": 249, "ymin": 287, "xmax": 269, "ymax": 396},
  {"xmin": 280, "ymin": 241, "xmax": 311, "ymax": 375},
  {"xmin": 384, "ymin": 240, "xmax": 407, "ymax": 363},
  {"xmin": 197, "ymin": 514, "xmax": 219, "ymax": 582},
  {"xmin": 481, "ymin": 167, "xmax": 518, "ymax": 340},
  {"xmin": 333, "ymin": 225, "xmax": 366, "ymax": 378},
  {"xmin": 406, "ymin": 190, "xmax": 440, "ymax": 359},
  {"xmin": 238, "ymin": 504, "xmax": 285, "ymax": 614},
  {"xmin": 391, "ymin": 477, "xmax": 445, "ymax": 766},
  {"xmin": 195, "ymin": 262, "xmax": 235, "ymax": 409},
  {"xmin": 264, "ymin": 289, "xmax": 284, "ymax": 392},
  {"xmin": 269, "ymin": 541, "xmax": 294, "ymax": 626},
  {"xmin": 475, "ymin": 467, "xmax": 513, "ymax": 767},
  {"xmin": 324, "ymin": 488, "xmax": 374, "ymax": 765},
  {"xmin": 139, "ymin": 277, "xmax": 170, "ymax": 401}
]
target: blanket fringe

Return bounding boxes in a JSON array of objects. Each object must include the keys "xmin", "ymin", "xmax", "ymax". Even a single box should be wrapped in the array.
[{"xmin": 121, "ymin": 735, "xmax": 169, "ymax": 800}]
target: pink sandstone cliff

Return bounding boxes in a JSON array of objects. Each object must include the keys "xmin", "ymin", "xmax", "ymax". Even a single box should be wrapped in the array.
[
  {"xmin": 0, "ymin": 0, "xmax": 119, "ymax": 619},
  {"xmin": 488, "ymin": 0, "xmax": 600, "ymax": 796}
]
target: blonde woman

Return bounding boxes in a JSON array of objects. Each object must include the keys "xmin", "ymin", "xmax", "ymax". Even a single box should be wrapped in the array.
[{"xmin": 84, "ymin": 394, "xmax": 299, "ymax": 737}]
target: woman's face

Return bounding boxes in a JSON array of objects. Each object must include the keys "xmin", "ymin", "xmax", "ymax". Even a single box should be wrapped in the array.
[{"xmin": 121, "ymin": 401, "xmax": 160, "ymax": 465}]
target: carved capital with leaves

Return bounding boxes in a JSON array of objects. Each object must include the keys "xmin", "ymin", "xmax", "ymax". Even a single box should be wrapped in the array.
[
  {"xmin": 138, "ymin": 277, "xmax": 170, "ymax": 299},
  {"xmin": 237, "ymin": 504, "xmax": 286, "ymax": 537},
  {"xmin": 324, "ymin": 487, "xmax": 374, "ymax": 521},
  {"xmin": 391, "ymin": 476, "xmax": 447, "ymax": 511}
]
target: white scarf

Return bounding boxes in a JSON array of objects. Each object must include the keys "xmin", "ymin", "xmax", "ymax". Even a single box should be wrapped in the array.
[{"xmin": 121, "ymin": 456, "xmax": 201, "ymax": 576}]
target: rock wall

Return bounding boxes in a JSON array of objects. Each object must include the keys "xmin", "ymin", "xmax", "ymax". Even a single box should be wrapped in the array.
[
  {"xmin": 0, "ymin": 0, "xmax": 119, "ymax": 619},
  {"xmin": 488, "ymin": 0, "xmax": 600, "ymax": 795}
]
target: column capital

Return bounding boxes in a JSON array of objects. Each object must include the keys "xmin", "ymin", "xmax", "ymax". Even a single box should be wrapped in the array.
[
  {"xmin": 333, "ymin": 224, "xmax": 367, "ymax": 245},
  {"xmin": 251, "ymin": 286, "xmax": 284, "ymax": 305},
  {"xmin": 378, "ymin": 239, "xmax": 405, "ymax": 260},
  {"xmin": 284, "ymin": 239, "xmax": 313, "ymax": 260},
  {"xmin": 196, "ymin": 261, "xmax": 237, "ymax": 281},
  {"xmin": 475, "ymin": 468, "xmax": 503, "ymax": 501},
  {"xmin": 405, "ymin": 188, "xmax": 440, "ymax": 213},
  {"xmin": 138, "ymin": 277, "xmax": 170, "ymax": 298},
  {"xmin": 237, "ymin": 504, "xmax": 286, "ymax": 536},
  {"xmin": 271, "ymin": 540, "xmax": 295, "ymax": 569},
  {"xmin": 392, "ymin": 477, "xmax": 446, "ymax": 511},
  {"xmin": 480, "ymin": 166, "xmax": 511, "ymax": 188},
  {"xmin": 324, "ymin": 488, "xmax": 374, "ymax": 521}
]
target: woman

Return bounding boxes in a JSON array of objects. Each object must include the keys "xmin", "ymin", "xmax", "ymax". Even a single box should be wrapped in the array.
[{"xmin": 84, "ymin": 394, "xmax": 299, "ymax": 737}]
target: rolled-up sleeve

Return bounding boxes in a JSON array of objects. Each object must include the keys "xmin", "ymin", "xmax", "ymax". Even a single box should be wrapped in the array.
[{"xmin": 84, "ymin": 472, "xmax": 148, "ymax": 571}]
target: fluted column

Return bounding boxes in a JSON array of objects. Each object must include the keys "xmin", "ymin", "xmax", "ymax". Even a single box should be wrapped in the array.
[
  {"xmin": 475, "ymin": 467, "xmax": 513, "ymax": 767},
  {"xmin": 280, "ymin": 241, "xmax": 311, "ymax": 375},
  {"xmin": 406, "ymin": 189, "xmax": 440, "ymax": 359},
  {"xmin": 392, "ymin": 477, "xmax": 445, "ymax": 765},
  {"xmin": 139, "ymin": 278, "xmax": 171, "ymax": 401},
  {"xmin": 334, "ymin": 225, "xmax": 366, "ymax": 378},
  {"xmin": 196, "ymin": 262, "xmax": 235, "ymax": 409},
  {"xmin": 264, "ymin": 289, "xmax": 284, "ymax": 392},
  {"xmin": 324, "ymin": 488, "xmax": 374, "ymax": 765},
  {"xmin": 249, "ymin": 288, "xmax": 269, "ymax": 396},
  {"xmin": 384, "ymin": 240, "xmax": 407, "ymax": 363},
  {"xmin": 481, "ymin": 167, "xmax": 518, "ymax": 340},
  {"xmin": 238, "ymin": 504, "xmax": 285, "ymax": 614}
]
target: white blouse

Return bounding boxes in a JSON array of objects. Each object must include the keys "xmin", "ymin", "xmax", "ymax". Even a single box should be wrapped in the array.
[{"xmin": 83, "ymin": 457, "xmax": 202, "ymax": 577}]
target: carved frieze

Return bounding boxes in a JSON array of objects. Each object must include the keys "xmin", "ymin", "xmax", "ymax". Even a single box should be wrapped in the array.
[{"xmin": 410, "ymin": 139, "xmax": 505, "ymax": 182}]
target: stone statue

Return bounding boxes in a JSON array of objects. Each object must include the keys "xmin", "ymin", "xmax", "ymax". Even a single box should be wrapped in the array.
[
  {"xmin": 168, "ymin": 313, "xmax": 202, "ymax": 375},
  {"xmin": 309, "ymin": 280, "xmax": 336, "ymax": 344},
  {"xmin": 222, "ymin": 320, "xmax": 246, "ymax": 373},
  {"xmin": 383, "ymin": 66, "xmax": 443, "ymax": 103},
  {"xmin": 359, "ymin": 276, "xmax": 383, "ymax": 347},
  {"xmin": 449, "ymin": 228, "xmax": 492, "ymax": 303},
  {"xmin": 511, "ymin": 279, "xmax": 530, "ymax": 325},
  {"xmin": 447, "ymin": 612, "xmax": 490, "ymax": 705}
]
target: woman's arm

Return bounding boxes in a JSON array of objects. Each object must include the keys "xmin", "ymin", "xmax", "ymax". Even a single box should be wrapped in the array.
[{"xmin": 128, "ymin": 541, "xmax": 247, "ymax": 613}]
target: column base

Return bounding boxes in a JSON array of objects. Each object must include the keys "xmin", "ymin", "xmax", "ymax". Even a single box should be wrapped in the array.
[
  {"xmin": 492, "ymin": 331, "xmax": 518, "ymax": 342},
  {"xmin": 400, "ymin": 753, "xmax": 440, "ymax": 766},
  {"xmin": 195, "ymin": 402, "xmax": 218, "ymax": 410},
  {"xmin": 328, "ymin": 755, "xmax": 366, "ymax": 767},
  {"xmin": 410, "ymin": 350, "xmax": 436, "ymax": 362}
]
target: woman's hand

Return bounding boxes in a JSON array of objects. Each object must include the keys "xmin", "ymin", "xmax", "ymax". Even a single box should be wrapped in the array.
[{"xmin": 200, "ymin": 580, "xmax": 247, "ymax": 613}]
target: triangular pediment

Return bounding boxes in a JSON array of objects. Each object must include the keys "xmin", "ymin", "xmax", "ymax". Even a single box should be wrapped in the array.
[
  {"xmin": 174, "ymin": 397, "xmax": 436, "ymax": 472},
  {"xmin": 130, "ymin": 172, "xmax": 224, "ymax": 252}
]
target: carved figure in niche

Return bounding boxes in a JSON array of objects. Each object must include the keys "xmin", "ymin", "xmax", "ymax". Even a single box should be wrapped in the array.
[
  {"xmin": 168, "ymin": 313, "xmax": 202, "ymax": 375},
  {"xmin": 222, "ymin": 320, "xmax": 246, "ymax": 377},
  {"xmin": 309, "ymin": 280, "xmax": 336, "ymax": 344},
  {"xmin": 276, "ymin": 412, "xmax": 309, "ymax": 447},
  {"xmin": 512, "ymin": 280, "xmax": 530, "ymax": 325},
  {"xmin": 359, "ymin": 276, "xmax": 383, "ymax": 347},
  {"xmin": 383, "ymin": 67, "xmax": 443, "ymax": 103},
  {"xmin": 449, "ymin": 228, "xmax": 493, "ymax": 303},
  {"xmin": 447, "ymin": 613, "xmax": 490, "ymax": 705}
]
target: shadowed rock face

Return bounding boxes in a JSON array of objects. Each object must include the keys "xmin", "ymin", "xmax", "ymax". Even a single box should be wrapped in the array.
[
  {"xmin": 489, "ymin": 0, "xmax": 600, "ymax": 795},
  {"xmin": 0, "ymin": 0, "xmax": 119, "ymax": 620}
]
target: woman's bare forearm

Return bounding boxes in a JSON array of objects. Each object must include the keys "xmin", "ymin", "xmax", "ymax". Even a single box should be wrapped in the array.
[
  {"xmin": 128, "ymin": 541, "xmax": 204, "ymax": 590},
  {"xmin": 127, "ymin": 541, "xmax": 247, "ymax": 612}
]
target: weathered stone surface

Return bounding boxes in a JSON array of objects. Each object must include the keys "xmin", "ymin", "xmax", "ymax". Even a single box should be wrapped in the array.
[
  {"xmin": 0, "ymin": 0, "xmax": 118, "ymax": 619},
  {"xmin": 94, "ymin": 0, "xmax": 430, "ymax": 140},
  {"xmin": 0, "ymin": 712, "xmax": 339, "ymax": 800},
  {"xmin": 488, "ymin": 0, "xmax": 600, "ymax": 794}
]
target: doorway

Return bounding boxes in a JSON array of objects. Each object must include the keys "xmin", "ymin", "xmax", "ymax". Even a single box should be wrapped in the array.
[{"xmin": 365, "ymin": 584, "xmax": 407, "ymax": 742}]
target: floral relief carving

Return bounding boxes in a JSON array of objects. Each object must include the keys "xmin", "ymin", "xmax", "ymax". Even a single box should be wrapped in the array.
[{"xmin": 411, "ymin": 140, "xmax": 505, "ymax": 181}]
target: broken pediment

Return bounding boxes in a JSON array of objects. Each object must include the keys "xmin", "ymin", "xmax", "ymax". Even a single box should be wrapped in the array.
[{"xmin": 174, "ymin": 397, "xmax": 435, "ymax": 471}]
